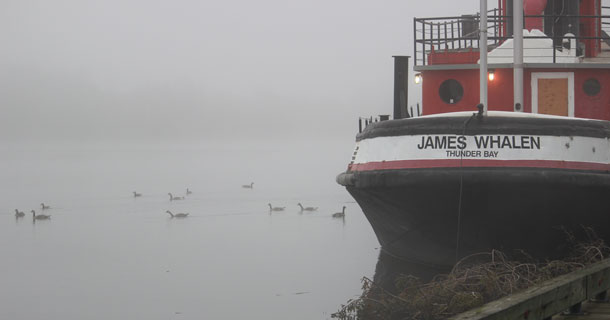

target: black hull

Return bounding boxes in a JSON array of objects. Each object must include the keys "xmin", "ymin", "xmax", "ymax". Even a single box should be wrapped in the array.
[{"xmin": 339, "ymin": 167, "xmax": 610, "ymax": 268}]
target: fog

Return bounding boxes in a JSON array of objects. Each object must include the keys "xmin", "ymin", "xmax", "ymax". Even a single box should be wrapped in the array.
[
  {"xmin": 1, "ymin": 0, "xmax": 478, "ymax": 143},
  {"xmin": 1, "ymin": 1, "xmax": 483, "ymax": 318}
]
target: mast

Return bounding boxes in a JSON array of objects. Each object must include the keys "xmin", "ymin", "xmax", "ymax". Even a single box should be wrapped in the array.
[
  {"xmin": 480, "ymin": 0, "xmax": 488, "ymax": 115},
  {"xmin": 513, "ymin": 0, "xmax": 524, "ymax": 111}
]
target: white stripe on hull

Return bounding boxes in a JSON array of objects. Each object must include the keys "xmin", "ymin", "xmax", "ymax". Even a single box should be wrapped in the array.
[{"xmin": 352, "ymin": 135, "xmax": 609, "ymax": 166}]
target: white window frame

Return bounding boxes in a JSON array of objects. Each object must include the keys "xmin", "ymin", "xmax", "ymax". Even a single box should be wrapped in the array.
[{"xmin": 531, "ymin": 72, "xmax": 574, "ymax": 117}]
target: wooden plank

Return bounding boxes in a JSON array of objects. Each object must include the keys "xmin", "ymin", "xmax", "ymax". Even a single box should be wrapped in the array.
[
  {"xmin": 588, "ymin": 267, "xmax": 610, "ymax": 298},
  {"xmin": 538, "ymin": 78, "xmax": 568, "ymax": 116},
  {"xmin": 553, "ymin": 301, "xmax": 610, "ymax": 320},
  {"xmin": 451, "ymin": 259, "xmax": 610, "ymax": 320}
]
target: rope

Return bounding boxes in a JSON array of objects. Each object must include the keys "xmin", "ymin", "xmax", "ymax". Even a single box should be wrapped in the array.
[{"xmin": 455, "ymin": 111, "xmax": 479, "ymax": 263}]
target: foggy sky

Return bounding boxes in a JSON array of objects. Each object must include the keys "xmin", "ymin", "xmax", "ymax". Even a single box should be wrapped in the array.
[{"xmin": 1, "ymin": 0, "xmax": 478, "ymax": 143}]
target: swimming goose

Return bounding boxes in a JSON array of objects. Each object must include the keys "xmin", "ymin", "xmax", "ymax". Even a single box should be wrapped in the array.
[
  {"xmin": 168, "ymin": 193, "xmax": 185, "ymax": 201},
  {"xmin": 242, "ymin": 182, "xmax": 254, "ymax": 189},
  {"xmin": 297, "ymin": 203, "xmax": 318, "ymax": 212},
  {"xmin": 268, "ymin": 203, "xmax": 285, "ymax": 211},
  {"xmin": 332, "ymin": 206, "xmax": 346, "ymax": 218},
  {"xmin": 166, "ymin": 210, "xmax": 189, "ymax": 218},
  {"xmin": 32, "ymin": 210, "xmax": 51, "ymax": 220},
  {"xmin": 15, "ymin": 209, "xmax": 25, "ymax": 218},
  {"xmin": 40, "ymin": 203, "xmax": 51, "ymax": 210},
  {"xmin": 186, "ymin": 188, "xmax": 192, "ymax": 195},
  {"xmin": 133, "ymin": 191, "xmax": 142, "ymax": 197}
]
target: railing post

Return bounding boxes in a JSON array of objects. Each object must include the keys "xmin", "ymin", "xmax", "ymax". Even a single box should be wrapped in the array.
[
  {"xmin": 430, "ymin": 22, "xmax": 434, "ymax": 55},
  {"xmin": 568, "ymin": 302, "xmax": 583, "ymax": 314},
  {"xmin": 593, "ymin": 290, "xmax": 609, "ymax": 302},
  {"xmin": 451, "ymin": 21, "xmax": 455, "ymax": 49},
  {"xmin": 458, "ymin": 17, "xmax": 463, "ymax": 49},
  {"xmin": 414, "ymin": 19, "xmax": 418, "ymax": 65},
  {"xmin": 422, "ymin": 22, "xmax": 426, "ymax": 65},
  {"xmin": 444, "ymin": 23, "xmax": 448, "ymax": 50},
  {"xmin": 553, "ymin": 33, "xmax": 557, "ymax": 63},
  {"xmin": 437, "ymin": 22, "xmax": 441, "ymax": 49}
]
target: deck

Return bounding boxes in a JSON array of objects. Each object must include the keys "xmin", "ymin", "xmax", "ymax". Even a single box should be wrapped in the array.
[{"xmin": 451, "ymin": 259, "xmax": 610, "ymax": 320}]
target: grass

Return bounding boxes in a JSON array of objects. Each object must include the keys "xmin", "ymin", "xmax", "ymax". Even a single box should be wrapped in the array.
[{"xmin": 332, "ymin": 231, "xmax": 610, "ymax": 320}]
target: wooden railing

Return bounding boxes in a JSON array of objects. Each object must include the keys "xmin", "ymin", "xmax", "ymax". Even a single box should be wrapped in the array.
[{"xmin": 450, "ymin": 259, "xmax": 610, "ymax": 320}]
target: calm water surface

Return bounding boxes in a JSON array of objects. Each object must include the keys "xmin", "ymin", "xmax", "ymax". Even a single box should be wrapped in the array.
[{"xmin": 0, "ymin": 140, "xmax": 379, "ymax": 320}]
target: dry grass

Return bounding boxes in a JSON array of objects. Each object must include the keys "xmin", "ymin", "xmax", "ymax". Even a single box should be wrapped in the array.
[{"xmin": 332, "ymin": 233, "xmax": 610, "ymax": 320}]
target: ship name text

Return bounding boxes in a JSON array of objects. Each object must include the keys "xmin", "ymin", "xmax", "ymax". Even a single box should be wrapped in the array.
[{"xmin": 416, "ymin": 135, "xmax": 541, "ymax": 150}]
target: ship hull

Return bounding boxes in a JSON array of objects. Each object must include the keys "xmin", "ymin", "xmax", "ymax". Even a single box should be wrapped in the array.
[
  {"xmin": 338, "ymin": 113, "xmax": 610, "ymax": 268},
  {"xmin": 341, "ymin": 168, "xmax": 610, "ymax": 268}
]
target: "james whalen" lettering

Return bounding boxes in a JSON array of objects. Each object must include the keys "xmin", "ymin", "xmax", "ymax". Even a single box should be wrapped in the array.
[{"xmin": 417, "ymin": 135, "xmax": 541, "ymax": 150}]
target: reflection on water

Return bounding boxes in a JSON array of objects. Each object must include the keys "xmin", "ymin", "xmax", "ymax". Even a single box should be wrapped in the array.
[
  {"xmin": 373, "ymin": 250, "xmax": 450, "ymax": 293},
  {"xmin": 0, "ymin": 141, "xmax": 379, "ymax": 320}
]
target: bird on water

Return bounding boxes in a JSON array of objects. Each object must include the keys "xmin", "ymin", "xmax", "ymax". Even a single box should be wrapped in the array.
[
  {"xmin": 15, "ymin": 209, "xmax": 25, "ymax": 218},
  {"xmin": 297, "ymin": 203, "xmax": 318, "ymax": 212},
  {"xmin": 40, "ymin": 203, "xmax": 51, "ymax": 210},
  {"xmin": 32, "ymin": 210, "xmax": 51, "ymax": 220},
  {"xmin": 166, "ymin": 210, "xmax": 189, "ymax": 218},
  {"xmin": 168, "ymin": 193, "xmax": 184, "ymax": 201},
  {"xmin": 268, "ymin": 203, "xmax": 285, "ymax": 211},
  {"xmin": 133, "ymin": 191, "xmax": 142, "ymax": 197},
  {"xmin": 242, "ymin": 182, "xmax": 254, "ymax": 189},
  {"xmin": 186, "ymin": 188, "xmax": 192, "ymax": 195},
  {"xmin": 332, "ymin": 206, "xmax": 346, "ymax": 218}
]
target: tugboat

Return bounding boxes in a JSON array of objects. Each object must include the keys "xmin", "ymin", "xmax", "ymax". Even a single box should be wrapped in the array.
[{"xmin": 337, "ymin": 0, "xmax": 610, "ymax": 268}]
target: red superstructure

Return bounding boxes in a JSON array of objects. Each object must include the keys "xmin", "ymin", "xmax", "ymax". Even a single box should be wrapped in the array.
[{"xmin": 415, "ymin": 0, "xmax": 610, "ymax": 120}]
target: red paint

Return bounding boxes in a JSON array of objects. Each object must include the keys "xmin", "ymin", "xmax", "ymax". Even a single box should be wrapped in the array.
[
  {"xmin": 422, "ymin": 69, "xmax": 514, "ymax": 115},
  {"xmin": 418, "ymin": 0, "xmax": 609, "ymax": 120},
  {"xmin": 499, "ymin": 0, "xmax": 506, "ymax": 38},
  {"xmin": 524, "ymin": 0, "xmax": 547, "ymax": 31},
  {"xmin": 580, "ymin": 0, "xmax": 602, "ymax": 58},
  {"xmin": 349, "ymin": 159, "xmax": 610, "ymax": 172},
  {"xmin": 487, "ymin": 68, "xmax": 515, "ymax": 112},
  {"xmin": 574, "ymin": 69, "xmax": 610, "ymax": 120},
  {"xmin": 420, "ymin": 68, "xmax": 610, "ymax": 120},
  {"xmin": 421, "ymin": 69, "xmax": 480, "ymax": 114},
  {"xmin": 428, "ymin": 50, "xmax": 479, "ymax": 65}
]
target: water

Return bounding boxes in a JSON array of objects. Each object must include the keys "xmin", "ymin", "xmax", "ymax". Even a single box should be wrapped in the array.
[{"xmin": 0, "ymin": 139, "xmax": 380, "ymax": 320}]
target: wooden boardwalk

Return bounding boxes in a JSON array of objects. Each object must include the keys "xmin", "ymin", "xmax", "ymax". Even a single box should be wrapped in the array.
[
  {"xmin": 554, "ymin": 301, "xmax": 610, "ymax": 320},
  {"xmin": 451, "ymin": 259, "xmax": 610, "ymax": 320}
]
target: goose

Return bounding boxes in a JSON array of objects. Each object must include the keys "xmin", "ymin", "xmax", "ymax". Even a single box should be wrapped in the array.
[
  {"xmin": 40, "ymin": 203, "xmax": 51, "ymax": 210},
  {"xmin": 32, "ymin": 210, "xmax": 51, "ymax": 220},
  {"xmin": 14, "ymin": 209, "xmax": 25, "ymax": 218},
  {"xmin": 297, "ymin": 203, "xmax": 318, "ymax": 212},
  {"xmin": 166, "ymin": 210, "xmax": 189, "ymax": 218},
  {"xmin": 268, "ymin": 203, "xmax": 285, "ymax": 211},
  {"xmin": 186, "ymin": 188, "xmax": 193, "ymax": 195},
  {"xmin": 133, "ymin": 191, "xmax": 142, "ymax": 197},
  {"xmin": 242, "ymin": 182, "xmax": 254, "ymax": 189},
  {"xmin": 168, "ymin": 193, "xmax": 185, "ymax": 201},
  {"xmin": 332, "ymin": 206, "xmax": 346, "ymax": 218}
]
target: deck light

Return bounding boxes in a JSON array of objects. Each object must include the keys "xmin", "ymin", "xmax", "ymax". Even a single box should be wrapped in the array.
[
  {"xmin": 488, "ymin": 70, "xmax": 495, "ymax": 81},
  {"xmin": 414, "ymin": 73, "xmax": 422, "ymax": 84}
]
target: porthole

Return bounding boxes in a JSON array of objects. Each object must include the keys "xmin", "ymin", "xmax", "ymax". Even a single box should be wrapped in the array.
[
  {"xmin": 439, "ymin": 79, "xmax": 464, "ymax": 104},
  {"xmin": 583, "ymin": 78, "xmax": 601, "ymax": 96}
]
